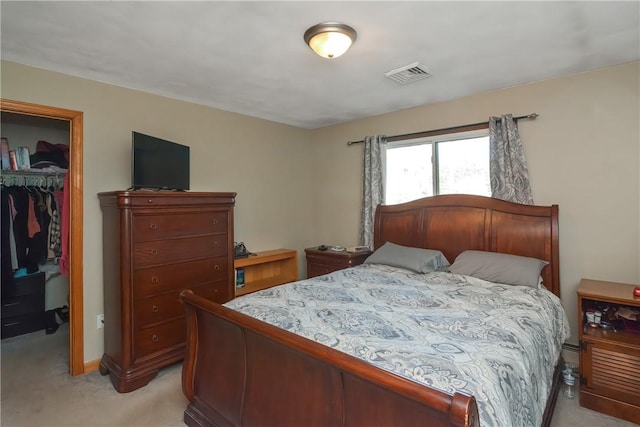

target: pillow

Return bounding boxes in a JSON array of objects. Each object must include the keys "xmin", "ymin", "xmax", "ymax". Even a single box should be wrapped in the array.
[
  {"xmin": 364, "ymin": 242, "xmax": 450, "ymax": 273},
  {"xmin": 449, "ymin": 250, "xmax": 548, "ymax": 288}
]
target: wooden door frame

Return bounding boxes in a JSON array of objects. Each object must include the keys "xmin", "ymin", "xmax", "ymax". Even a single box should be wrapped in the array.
[{"xmin": 1, "ymin": 98, "xmax": 84, "ymax": 375}]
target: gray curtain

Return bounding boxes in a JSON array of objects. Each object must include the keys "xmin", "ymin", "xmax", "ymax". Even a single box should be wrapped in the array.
[
  {"xmin": 359, "ymin": 135, "xmax": 386, "ymax": 248},
  {"xmin": 489, "ymin": 114, "xmax": 534, "ymax": 204}
]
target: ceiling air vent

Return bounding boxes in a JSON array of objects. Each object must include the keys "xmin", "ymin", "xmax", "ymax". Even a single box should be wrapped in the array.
[{"xmin": 384, "ymin": 62, "xmax": 432, "ymax": 85}]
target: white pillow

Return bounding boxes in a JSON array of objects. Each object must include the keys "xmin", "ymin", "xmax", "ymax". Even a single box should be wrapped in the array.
[{"xmin": 364, "ymin": 242, "xmax": 450, "ymax": 273}]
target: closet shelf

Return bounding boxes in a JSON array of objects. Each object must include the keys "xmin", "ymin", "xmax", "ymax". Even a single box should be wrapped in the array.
[{"xmin": 1, "ymin": 170, "xmax": 66, "ymax": 188}]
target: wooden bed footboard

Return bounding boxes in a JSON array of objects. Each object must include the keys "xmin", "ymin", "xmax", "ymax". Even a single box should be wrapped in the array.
[{"xmin": 180, "ymin": 290, "xmax": 480, "ymax": 427}]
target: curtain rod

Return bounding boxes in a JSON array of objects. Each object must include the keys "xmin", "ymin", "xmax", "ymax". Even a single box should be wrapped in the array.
[{"xmin": 347, "ymin": 113, "xmax": 539, "ymax": 146}]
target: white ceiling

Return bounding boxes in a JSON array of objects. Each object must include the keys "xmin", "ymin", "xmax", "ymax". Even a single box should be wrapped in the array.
[{"xmin": 2, "ymin": 1, "xmax": 639, "ymax": 129}]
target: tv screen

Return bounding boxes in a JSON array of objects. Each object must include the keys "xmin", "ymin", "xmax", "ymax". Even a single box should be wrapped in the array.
[{"xmin": 131, "ymin": 131, "xmax": 190, "ymax": 191}]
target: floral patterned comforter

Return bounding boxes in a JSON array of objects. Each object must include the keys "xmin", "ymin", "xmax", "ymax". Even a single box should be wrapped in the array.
[{"xmin": 225, "ymin": 264, "xmax": 570, "ymax": 427}]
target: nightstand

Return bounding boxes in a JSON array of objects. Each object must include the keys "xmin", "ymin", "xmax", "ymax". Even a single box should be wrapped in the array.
[
  {"xmin": 305, "ymin": 246, "xmax": 372, "ymax": 278},
  {"xmin": 577, "ymin": 278, "xmax": 640, "ymax": 424}
]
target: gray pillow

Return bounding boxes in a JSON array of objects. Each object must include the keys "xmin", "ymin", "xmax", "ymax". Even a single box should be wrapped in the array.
[
  {"xmin": 364, "ymin": 242, "xmax": 450, "ymax": 273},
  {"xmin": 449, "ymin": 250, "xmax": 548, "ymax": 288}
]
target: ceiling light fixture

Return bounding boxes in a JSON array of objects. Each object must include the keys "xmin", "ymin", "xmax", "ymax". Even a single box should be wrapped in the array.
[{"xmin": 304, "ymin": 22, "xmax": 357, "ymax": 59}]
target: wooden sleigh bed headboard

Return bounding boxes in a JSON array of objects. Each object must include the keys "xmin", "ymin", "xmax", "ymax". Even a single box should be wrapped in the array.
[
  {"xmin": 374, "ymin": 194, "xmax": 560, "ymax": 297},
  {"xmin": 180, "ymin": 195, "xmax": 561, "ymax": 427}
]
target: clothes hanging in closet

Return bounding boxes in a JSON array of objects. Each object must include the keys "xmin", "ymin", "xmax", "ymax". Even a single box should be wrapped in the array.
[{"xmin": 1, "ymin": 181, "xmax": 66, "ymax": 284}]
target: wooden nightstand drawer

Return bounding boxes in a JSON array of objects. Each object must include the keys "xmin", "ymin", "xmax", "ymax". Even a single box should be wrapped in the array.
[
  {"xmin": 307, "ymin": 262, "xmax": 336, "ymax": 278},
  {"xmin": 305, "ymin": 247, "xmax": 372, "ymax": 278},
  {"xmin": 581, "ymin": 341, "xmax": 640, "ymax": 406}
]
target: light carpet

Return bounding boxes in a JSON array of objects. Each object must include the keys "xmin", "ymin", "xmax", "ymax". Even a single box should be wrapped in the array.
[{"xmin": 1, "ymin": 324, "xmax": 637, "ymax": 427}]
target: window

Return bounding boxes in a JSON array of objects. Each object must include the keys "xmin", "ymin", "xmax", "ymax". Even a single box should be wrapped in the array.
[{"xmin": 384, "ymin": 129, "xmax": 490, "ymax": 204}]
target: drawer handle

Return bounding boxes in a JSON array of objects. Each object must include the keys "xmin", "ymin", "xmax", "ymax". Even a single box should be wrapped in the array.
[
  {"xmin": 149, "ymin": 223, "xmax": 158, "ymax": 230},
  {"xmin": 152, "ymin": 305, "xmax": 159, "ymax": 313},
  {"xmin": 4, "ymin": 321, "xmax": 21, "ymax": 327},
  {"xmin": 147, "ymin": 199, "xmax": 153, "ymax": 204},
  {"xmin": 150, "ymin": 249, "xmax": 158, "ymax": 256},
  {"xmin": 212, "ymin": 218, "xmax": 219, "ymax": 225},
  {"xmin": 3, "ymin": 302, "xmax": 20, "ymax": 307},
  {"xmin": 213, "ymin": 241, "xmax": 220, "ymax": 248},
  {"xmin": 152, "ymin": 334, "xmax": 159, "ymax": 343},
  {"xmin": 151, "ymin": 276, "xmax": 159, "ymax": 283},
  {"xmin": 214, "ymin": 264, "xmax": 220, "ymax": 271}
]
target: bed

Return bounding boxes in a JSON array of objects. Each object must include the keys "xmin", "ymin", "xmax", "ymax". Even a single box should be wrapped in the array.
[{"xmin": 179, "ymin": 194, "xmax": 569, "ymax": 427}]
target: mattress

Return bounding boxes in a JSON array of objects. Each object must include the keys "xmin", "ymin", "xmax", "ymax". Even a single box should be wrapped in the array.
[{"xmin": 225, "ymin": 264, "xmax": 570, "ymax": 426}]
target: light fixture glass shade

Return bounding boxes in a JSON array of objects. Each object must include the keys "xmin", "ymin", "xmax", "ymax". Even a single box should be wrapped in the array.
[{"xmin": 304, "ymin": 22, "xmax": 357, "ymax": 59}]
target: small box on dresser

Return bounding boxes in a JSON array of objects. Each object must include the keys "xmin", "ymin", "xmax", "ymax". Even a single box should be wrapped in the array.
[
  {"xmin": 577, "ymin": 278, "xmax": 640, "ymax": 425},
  {"xmin": 305, "ymin": 246, "xmax": 372, "ymax": 278},
  {"xmin": 98, "ymin": 191, "xmax": 235, "ymax": 393}
]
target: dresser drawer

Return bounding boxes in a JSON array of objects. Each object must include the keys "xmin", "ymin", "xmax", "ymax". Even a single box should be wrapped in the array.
[
  {"xmin": 1, "ymin": 295, "xmax": 44, "ymax": 318},
  {"xmin": 190, "ymin": 280, "xmax": 231, "ymax": 304},
  {"xmin": 135, "ymin": 280, "xmax": 230, "ymax": 329},
  {"xmin": 133, "ymin": 212, "xmax": 228, "ymax": 242},
  {"xmin": 134, "ymin": 292, "xmax": 183, "ymax": 329},
  {"xmin": 134, "ymin": 317, "xmax": 186, "ymax": 361},
  {"xmin": 134, "ymin": 257, "xmax": 229, "ymax": 299},
  {"xmin": 2, "ymin": 272, "xmax": 45, "ymax": 298},
  {"xmin": 134, "ymin": 236, "xmax": 227, "ymax": 267},
  {"xmin": 1, "ymin": 313, "xmax": 45, "ymax": 338}
]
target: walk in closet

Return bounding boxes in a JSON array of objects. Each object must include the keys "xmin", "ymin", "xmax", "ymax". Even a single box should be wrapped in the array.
[
  {"xmin": 1, "ymin": 100, "xmax": 84, "ymax": 376},
  {"xmin": 1, "ymin": 112, "xmax": 70, "ymax": 337}
]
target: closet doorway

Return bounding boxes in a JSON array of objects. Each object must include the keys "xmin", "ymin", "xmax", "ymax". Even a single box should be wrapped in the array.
[{"xmin": 1, "ymin": 99, "xmax": 84, "ymax": 376}]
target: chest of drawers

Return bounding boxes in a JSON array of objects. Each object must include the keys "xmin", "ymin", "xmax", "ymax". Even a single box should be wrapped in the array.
[
  {"xmin": 1, "ymin": 271, "xmax": 46, "ymax": 338},
  {"xmin": 98, "ymin": 191, "xmax": 235, "ymax": 392}
]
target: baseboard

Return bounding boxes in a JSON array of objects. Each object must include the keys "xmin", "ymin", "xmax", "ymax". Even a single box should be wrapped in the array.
[{"xmin": 84, "ymin": 358, "xmax": 101, "ymax": 373}]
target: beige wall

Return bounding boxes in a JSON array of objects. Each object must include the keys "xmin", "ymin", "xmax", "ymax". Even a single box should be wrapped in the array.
[
  {"xmin": 1, "ymin": 60, "xmax": 315, "ymax": 363},
  {"xmin": 310, "ymin": 61, "xmax": 640, "ymax": 345},
  {"xmin": 2, "ymin": 60, "xmax": 638, "ymax": 363}
]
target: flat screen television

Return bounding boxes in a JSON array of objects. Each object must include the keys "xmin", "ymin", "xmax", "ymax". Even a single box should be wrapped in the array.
[{"xmin": 131, "ymin": 131, "xmax": 190, "ymax": 191}]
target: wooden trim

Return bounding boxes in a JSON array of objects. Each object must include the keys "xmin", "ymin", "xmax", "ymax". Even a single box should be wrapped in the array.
[
  {"xmin": 84, "ymin": 358, "xmax": 101, "ymax": 373},
  {"xmin": 1, "ymin": 99, "xmax": 84, "ymax": 376}
]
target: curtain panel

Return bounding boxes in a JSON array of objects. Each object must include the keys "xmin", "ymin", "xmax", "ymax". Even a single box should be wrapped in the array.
[
  {"xmin": 489, "ymin": 114, "xmax": 534, "ymax": 205},
  {"xmin": 359, "ymin": 135, "xmax": 386, "ymax": 248}
]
